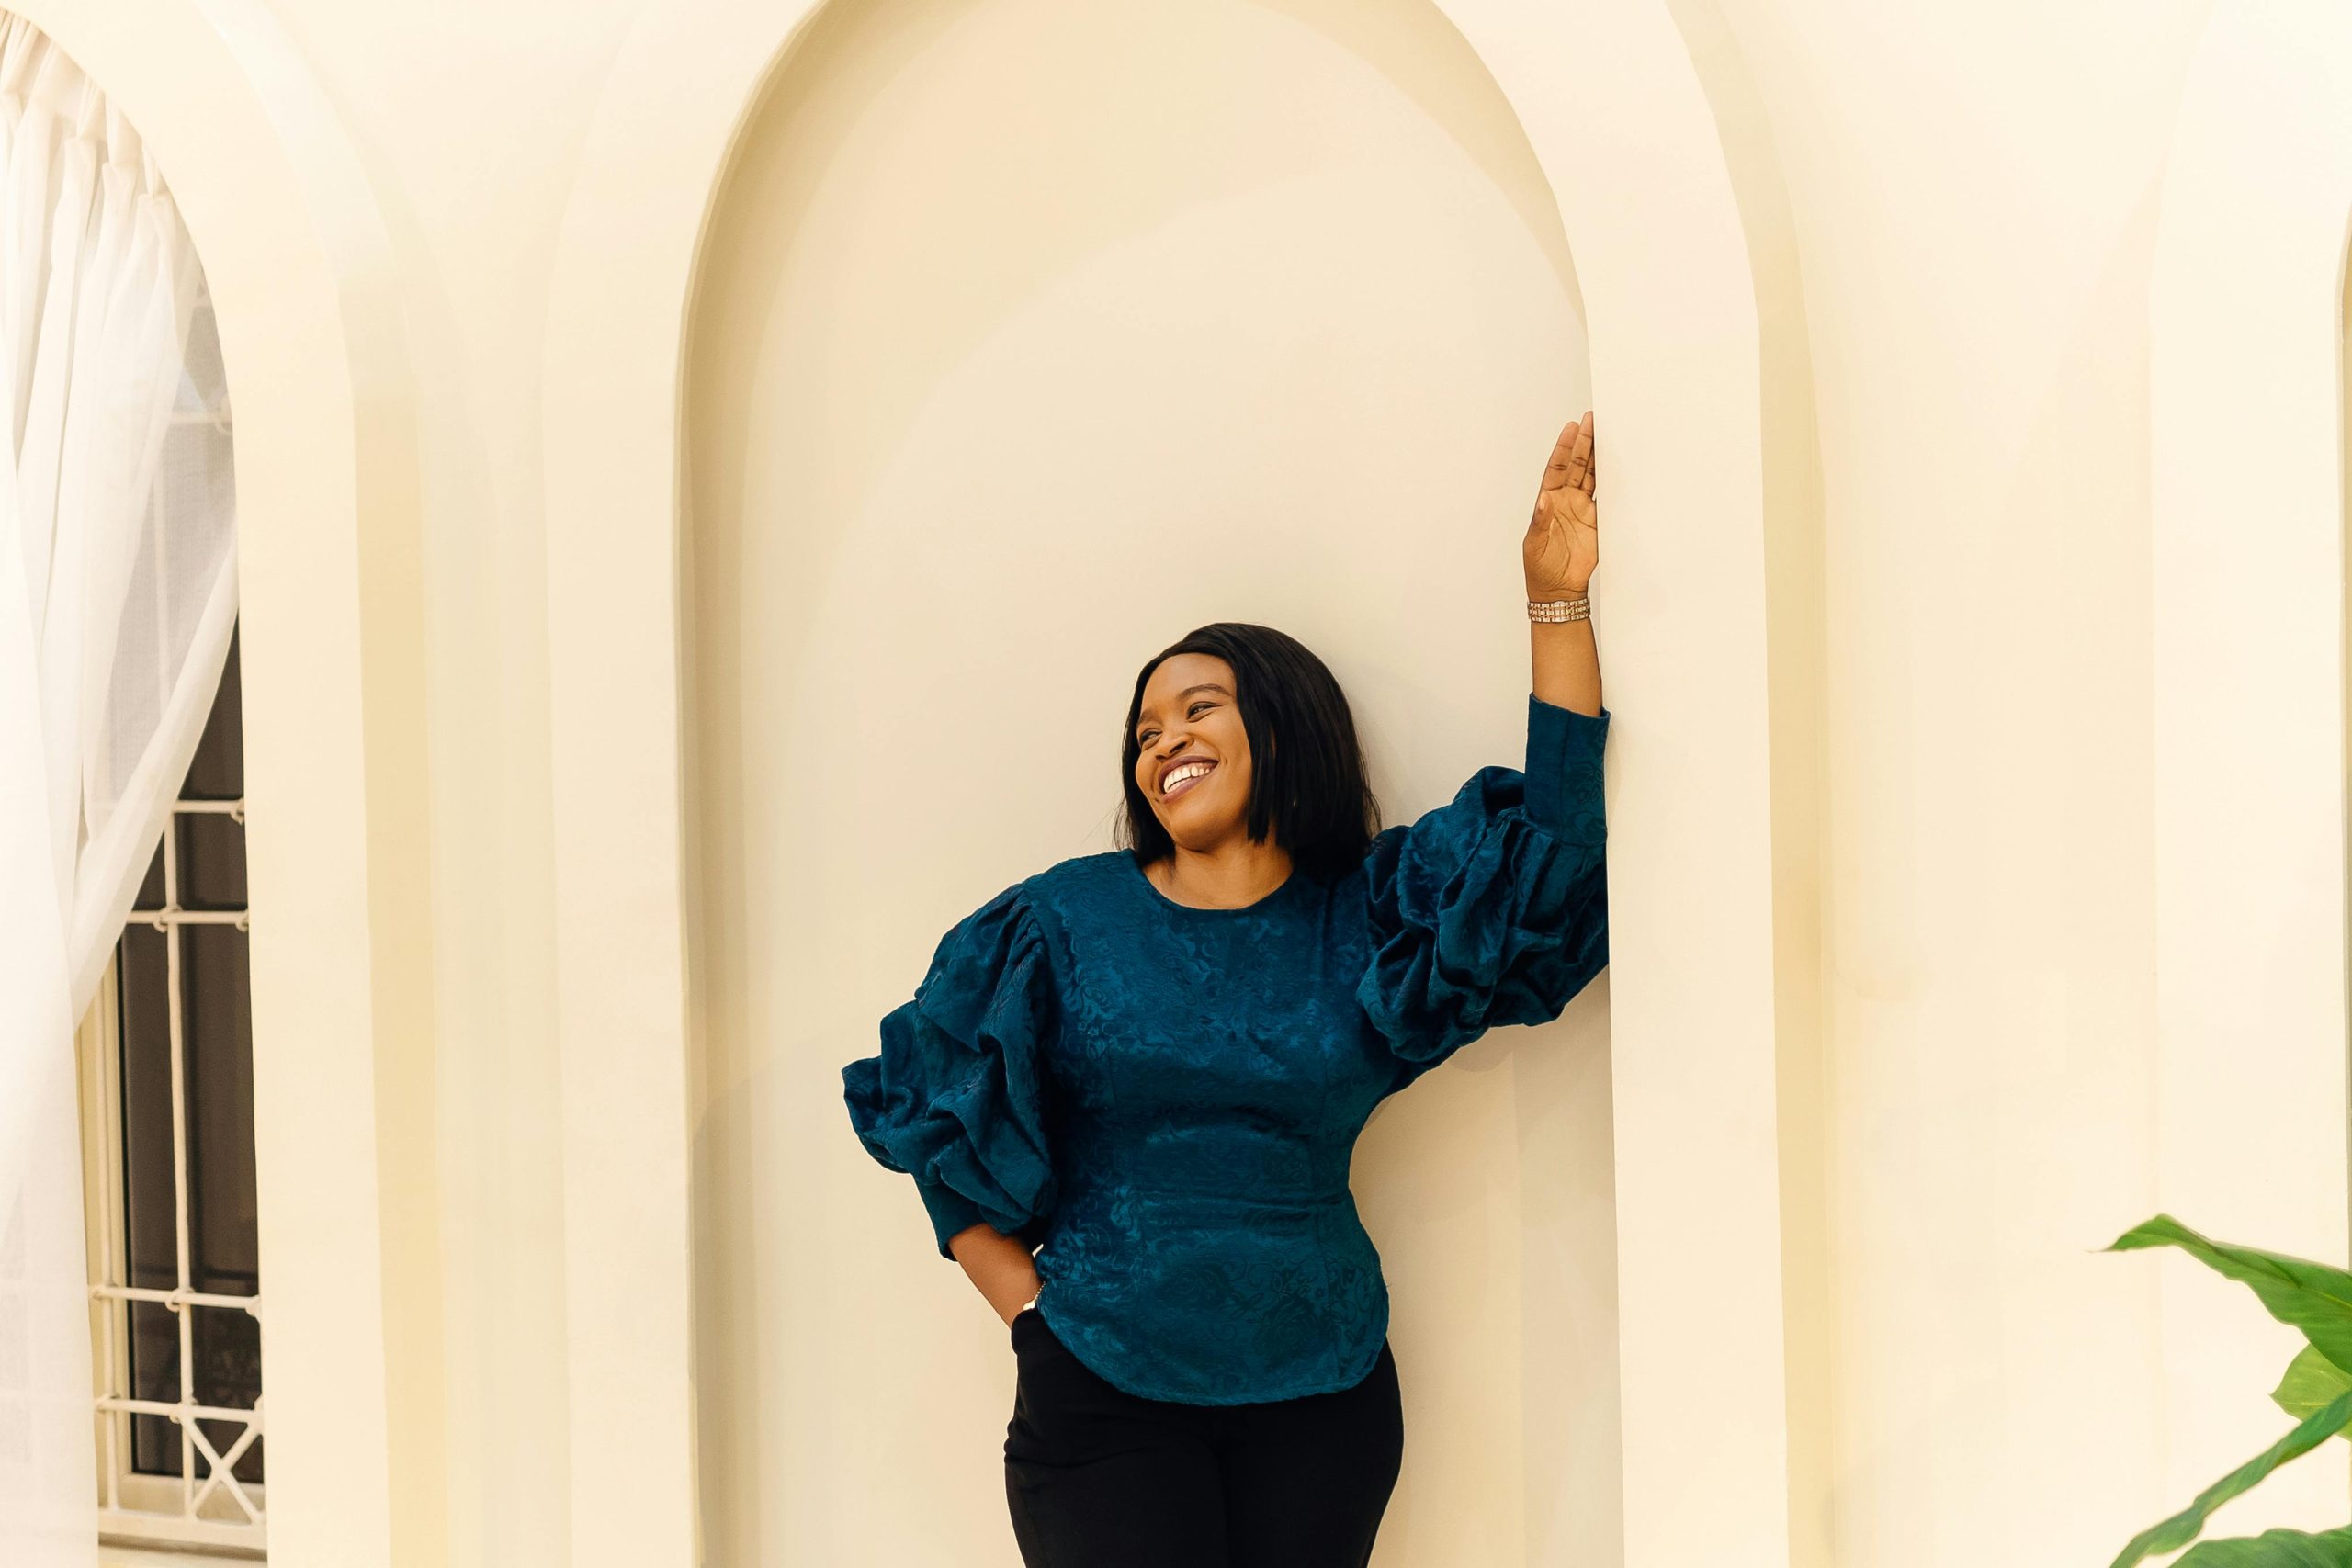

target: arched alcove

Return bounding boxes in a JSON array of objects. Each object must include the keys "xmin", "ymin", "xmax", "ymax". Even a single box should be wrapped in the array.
[
  {"xmin": 545, "ymin": 0, "xmax": 1801, "ymax": 1562},
  {"xmin": 2, "ymin": 4, "xmax": 432, "ymax": 1565},
  {"xmin": 2149, "ymin": 0, "xmax": 2352, "ymax": 1529},
  {"xmin": 684, "ymin": 0, "xmax": 1602, "ymax": 1560}
]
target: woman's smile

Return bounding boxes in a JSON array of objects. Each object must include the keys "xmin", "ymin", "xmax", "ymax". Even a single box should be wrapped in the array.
[{"xmin": 1161, "ymin": 759, "xmax": 1216, "ymax": 800}]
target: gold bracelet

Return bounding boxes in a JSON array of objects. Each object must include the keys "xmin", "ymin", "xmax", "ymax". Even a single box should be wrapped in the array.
[{"xmin": 1528, "ymin": 594, "xmax": 1590, "ymax": 623}]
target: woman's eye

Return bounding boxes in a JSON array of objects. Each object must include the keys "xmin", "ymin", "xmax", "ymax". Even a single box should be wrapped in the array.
[{"xmin": 1136, "ymin": 704, "xmax": 1211, "ymax": 747}]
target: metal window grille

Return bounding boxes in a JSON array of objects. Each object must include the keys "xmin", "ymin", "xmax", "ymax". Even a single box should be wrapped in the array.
[{"xmin": 77, "ymin": 621, "xmax": 265, "ymax": 1559}]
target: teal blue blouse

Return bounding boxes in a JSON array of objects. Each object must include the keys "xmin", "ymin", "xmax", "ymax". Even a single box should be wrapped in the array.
[{"xmin": 842, "ymin": 693, "xmax": 1610, "ymax": 1405}]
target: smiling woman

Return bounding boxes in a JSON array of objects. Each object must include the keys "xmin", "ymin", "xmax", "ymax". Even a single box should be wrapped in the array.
[
  {"xmin": 1135, "ymin": 665, "xmax": 1252, "ymax": 824},
  {"xmin": 1122, "ymin": 633, "xmax": 1379, "ymax": 905},
  {"xmin": 842, "ymin": 406, "xmax": 1610, "ymax": 1562}
]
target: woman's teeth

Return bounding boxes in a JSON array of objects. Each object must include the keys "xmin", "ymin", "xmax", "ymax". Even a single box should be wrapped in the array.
[{"xmin": 1162, "ymin": 761, "xmax": 1215, "ymax": 799}]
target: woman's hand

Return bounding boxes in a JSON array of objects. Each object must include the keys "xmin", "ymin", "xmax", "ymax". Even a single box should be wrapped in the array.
[
  {"xmin": 1523, "ymin": 409, "xmax": 1598, "ymax": 598},
  {"xmin": 1524, "ymin": 410, "xmax": 1603, "ymax": 716},
  {"xmin": 947, "ymin": 1221, "xmax": 1045, "ymax": 1326}
]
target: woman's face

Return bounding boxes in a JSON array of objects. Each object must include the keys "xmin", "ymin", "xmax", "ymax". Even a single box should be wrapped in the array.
[{"xmin": 1133, "ymin": 652, "xmax": 1258, "ymax": 849}]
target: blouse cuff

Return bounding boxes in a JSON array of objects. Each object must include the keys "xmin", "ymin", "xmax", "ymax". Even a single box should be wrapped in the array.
[
  {"xmin": 1523, "ymin": 692, "xmax": 1609, "ymax": 844},
  {"xmin": 917, "ymin": 1179, "xmax": 990, "ymax": 1260}
]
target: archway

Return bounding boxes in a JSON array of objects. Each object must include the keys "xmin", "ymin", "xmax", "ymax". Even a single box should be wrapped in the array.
[
  {"xmin": 688, "ymin": 0, "xmax": 1599, "ymax": 1559},
  {"xmin": 2, "ymin": 3, "xmax": 432, "ymax": 1564},
  {"xmin": 544, "ymin": 0, "xmax": 1796, "ymax": 1561}
]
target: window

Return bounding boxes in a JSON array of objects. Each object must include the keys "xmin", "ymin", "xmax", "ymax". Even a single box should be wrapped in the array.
[{"xmin": 76, "ymin": 619, "xmax": 264, "ymax": 1559}]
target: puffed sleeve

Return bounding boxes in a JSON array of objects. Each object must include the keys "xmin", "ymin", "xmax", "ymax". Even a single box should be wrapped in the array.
[
  {"xmin": 1356, "ymin": 693, "xmax": 1610, "ymax": 1089},
  {"xmin": 842, "ymin": 881, "xmax": 1060, "ymax": 1258}
]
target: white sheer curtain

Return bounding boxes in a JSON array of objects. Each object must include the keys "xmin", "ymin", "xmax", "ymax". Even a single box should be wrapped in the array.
[{"xmin": 0, "ymin": 14, "xmax": 238, "ymax": 1565}]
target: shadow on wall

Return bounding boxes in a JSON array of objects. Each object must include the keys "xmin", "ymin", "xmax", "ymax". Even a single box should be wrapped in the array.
[{"xmin": 680, "ymin": 0, "xmax": 1612, "ymax": 1562}]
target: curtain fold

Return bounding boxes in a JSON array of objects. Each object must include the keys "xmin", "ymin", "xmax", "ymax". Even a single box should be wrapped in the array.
[{"xmin": 0, "ymin": 13, "xmax": 237, "ymax": 1564}]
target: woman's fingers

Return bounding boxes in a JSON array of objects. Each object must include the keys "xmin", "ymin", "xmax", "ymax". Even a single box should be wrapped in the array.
[
  {"xmin": 1539, "ymin": 410, "xmax": 1597, "ymax": 511},
  {"xmin": 1543, "ymin": 412, "xmax": 1586, "ymax": 491}
]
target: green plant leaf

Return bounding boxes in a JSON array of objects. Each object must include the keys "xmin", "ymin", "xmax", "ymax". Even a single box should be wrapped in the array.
[
  {"xmin": 2109, "ymin": 1216, "xmax": 2352, "ymax": 1379},
  {"xmin": 2273, "ymin": 1347, "xmax": 2352, "ymax": 1428},
  {"xmin": 2108, "ymin": 1393, "xmax": 2352, "ymax": 1568},
  {"xmin": 2177, "ymin": 1526, "xmax": 2352, "ymax": 1566}
]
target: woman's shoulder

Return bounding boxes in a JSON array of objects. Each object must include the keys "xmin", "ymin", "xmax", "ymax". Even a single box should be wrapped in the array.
[
  {"xmin": 1018, "ymin": 847, "xmax": 1136, "ymax": 910},
  {"xmin": 933, "ymin": 849, "xmax": 1131, "ymax": 937}
]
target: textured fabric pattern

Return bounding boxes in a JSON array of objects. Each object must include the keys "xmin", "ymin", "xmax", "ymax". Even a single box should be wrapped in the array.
[{"xmin": 842, "ymin": 693, "xmax": 1610, "ymax": 1404}]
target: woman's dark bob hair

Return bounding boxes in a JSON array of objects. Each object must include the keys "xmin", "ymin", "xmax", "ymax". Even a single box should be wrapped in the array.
[{"xmin": 1116, "ymin": 622, "xmax": 1383, "ymax": 883}]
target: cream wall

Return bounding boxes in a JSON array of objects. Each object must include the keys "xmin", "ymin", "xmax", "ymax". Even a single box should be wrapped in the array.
[
  {"xmin": 1721, "ymin": 1, "xmax": 2331, "ymax": 1563},
  {"xmin": 546, "ymin": 0, "xmax": 1789, "ymax": 1564},
  {"xmin": 2149, "ymin": 0, "xmax": 2352, "ymax": 1544},
  {"xmin": 682, "ymin": 2, "xmax": 1602, "ymax": 1562},
  {"xmin": 228, "ymin": 3, "xmax": 642, "ymax": 1563},
  {"xmin": 57, "ymin": 0, "xmax": 2352, "ymax": 1562}
]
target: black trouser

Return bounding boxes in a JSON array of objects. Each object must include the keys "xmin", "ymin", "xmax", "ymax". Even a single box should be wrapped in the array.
[{"xmin": 1002, "ymin": 1308, "xmax": 1405, "ymax": 1567}]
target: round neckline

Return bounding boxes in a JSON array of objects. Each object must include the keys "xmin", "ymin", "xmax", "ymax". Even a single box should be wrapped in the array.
[{"xmin": 1123, "ymin": 850, "xmax": 1301, "ymax": 916}]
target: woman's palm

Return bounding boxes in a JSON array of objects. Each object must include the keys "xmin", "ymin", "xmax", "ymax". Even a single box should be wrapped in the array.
[{"xmin": 1523, "ymin": 410, "xmax": 1599, "ymax": 596}]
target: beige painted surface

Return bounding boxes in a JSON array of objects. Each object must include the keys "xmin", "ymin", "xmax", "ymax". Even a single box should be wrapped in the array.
[
  {"xmin": 682, "ymin": 2, "xmax": 1600, "ymax": 1562},
  {"xmin": 547, "ymin": 0, "xmax": 1788, "ymax": 1562},
  {"xmin": 2151, "ymin": 0, "xmax": 2352, "ymax": 1536},
  {"xmin": 13, "ymin": 1, "xmax": 437, "ymax": 1564},
  {"xmin": 36, "ymin": 0, "xmax": 2352, "ymax": 1562},
  {"xmin": 1721, "ymin": 1, "xmax": 2334, "ymax": 1563}
]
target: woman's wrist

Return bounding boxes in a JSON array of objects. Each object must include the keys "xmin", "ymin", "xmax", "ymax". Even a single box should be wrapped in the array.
[{"xmin": 1527, "ymin": 582, "xmax": 1593, "ymax": 626}]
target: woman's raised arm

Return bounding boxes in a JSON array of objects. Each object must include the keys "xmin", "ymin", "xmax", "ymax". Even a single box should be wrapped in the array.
[{"xmin": 1524, "ymin": 409, "xmax": 1602, "ymax": 717}]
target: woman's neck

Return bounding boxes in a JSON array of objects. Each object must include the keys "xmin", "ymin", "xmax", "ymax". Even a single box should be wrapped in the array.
[{"xmin": 1146, "ymin": 838, "xmax": 1295, "ymax": 909}]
